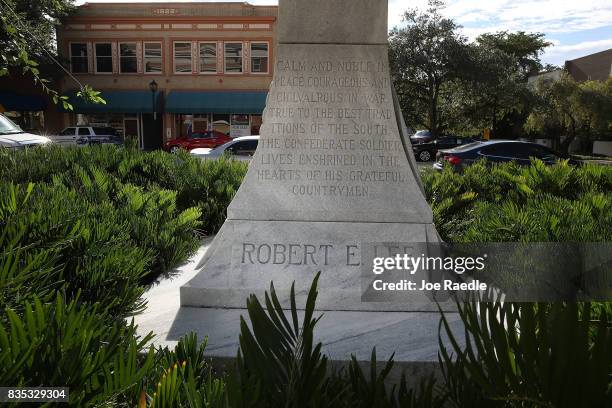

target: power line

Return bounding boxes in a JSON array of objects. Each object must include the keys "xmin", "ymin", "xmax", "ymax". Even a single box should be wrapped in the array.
[{"xmin": 0, "ymin": 0, "xmax": 85, "ymax": 90}]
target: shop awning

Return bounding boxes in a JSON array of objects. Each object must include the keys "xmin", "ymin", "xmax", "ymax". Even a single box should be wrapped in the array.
[
  {"xmin": 166, "ymin": 91, "xmax": 268, "ymax": 114},
  {"xmin": 0, "ymin": 91, "xmax": 47, "ymax": 112},
  {"xmin": 60, "ymin": 90, "xmax": 163, "ymax": 113}
]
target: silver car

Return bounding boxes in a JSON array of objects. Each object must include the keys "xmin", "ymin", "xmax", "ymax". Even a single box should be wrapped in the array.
[
  {"xmin": 0, "ymin": 114, "xmax": 52, "ymax": 149},
  {"xmin": 190, "ymin": 135, "xmax": 259, "ymax": 161}
]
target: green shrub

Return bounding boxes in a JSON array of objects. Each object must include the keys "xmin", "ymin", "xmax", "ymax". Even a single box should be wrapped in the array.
[
  {"xmin": 0, "ymin": 294, "xmax": 155, "ymax": 407},
  {"xmin": 0, "ymin": 145, "xmax": 247, "ymax": 235},
  {"xmin": 440, "ymin": 302, "xmax": 611, "ymax": 407},
  {"xmin": 423, "ymin": 160, "xmax": 612, "ymax": 242}
]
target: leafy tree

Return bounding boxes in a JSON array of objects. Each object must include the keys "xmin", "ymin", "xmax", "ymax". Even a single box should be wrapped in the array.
[
  {"xmin": 455, "ymin": 43, "xmax": 532, "ymax": 138},
  {"xmin": 476, "ymin": 31, "xmax": 551, "ymax": 80},
  {"xmin": 389, "ymin": 0, "xmax": 469, "ymax": 137},
  {"xmin": 0, "ymin": 0, "xmax": 103, "ymax": 108},
  {"xmin": 526, "ymin": 74, "xmax": 612, "ymax": 154},
  {"xmin": 451, "ymin": 31, "xmax": 550, "ymax": 138}
]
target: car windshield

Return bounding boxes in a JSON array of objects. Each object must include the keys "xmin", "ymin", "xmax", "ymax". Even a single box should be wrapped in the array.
[
  {"xmin": 0, "ymin": 115, "xmax": 24, "ymax": 135},
  {"xmin": 414, "ymin": 130, "xmax": 431, "ymax": 137}
]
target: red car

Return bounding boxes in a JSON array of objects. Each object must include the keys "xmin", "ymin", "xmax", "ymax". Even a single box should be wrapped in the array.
[{"xmin": 164, "ymin": 131, "xmax": 232, "ymax": 153}]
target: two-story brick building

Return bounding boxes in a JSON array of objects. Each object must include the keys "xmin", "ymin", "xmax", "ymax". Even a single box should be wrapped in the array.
[{"xmin": 56, "ymin": 2, "xmax": 277, "ymax": 149}]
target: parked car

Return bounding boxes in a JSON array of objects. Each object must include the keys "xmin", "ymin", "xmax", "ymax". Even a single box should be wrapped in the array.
[
  {"xmin": 0, "ymin": 113, "xmax": 52, "ymax": 149},
  {"xmin": 190, "ymin": 136, "xmax": 259, "ymax": 161},
  {"xmin": 413, "ymin": 136, "xmax": 475, "ymax": 162},
  {"xmin": 409, "ymin": 130, "xmax": 434, "ymax": 145},
  {"xmin": 433, "ymin": 140, "xmax": 578, "ymax": 171},
  {"xmin": 164, "ymin": 130, "xmax": 232, "ymax": 153},
  {"xmin": 52, "ymin": 126, "xmax": 122, "ymax": 146}
]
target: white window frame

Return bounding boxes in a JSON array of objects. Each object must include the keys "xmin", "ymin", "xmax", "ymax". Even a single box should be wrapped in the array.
[
  {"xmin": 250, "ymin": 42, "xmax": 269, "ymax": 74},
  {"xmin": 198, "ymin": 41, "xmax": 217, "ymax": 74},
  {"xmin": 93, "ymin": 42, "xmax": 113, "ymax": 74},
  {"xmin": 143, "ymin": 41, "xmax": 163, "ymax": 74},
  {"xmin": 69, "ymin": 42, "xmax": 89, "ymax": 74},
  {"xmin": 118, "ymin": 42, "xmax": 139, "ymax": 74},
  {"xmin": 224, "ymin": 42, "xmax": 243, "ymax": 74},
  {"xmin": 173, "ymin": 41, "xmax": 193, "ymax": 74}
]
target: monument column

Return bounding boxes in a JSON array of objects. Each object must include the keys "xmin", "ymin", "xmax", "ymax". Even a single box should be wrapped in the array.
[{"xmin": 181, "ymin": 0, "xmax": 445, "ymax": 312}]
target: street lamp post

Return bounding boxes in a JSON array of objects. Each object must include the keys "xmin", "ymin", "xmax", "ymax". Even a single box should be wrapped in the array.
[{"xmin": 149, "ymin": 80, "xmax": 158, "ymax": 120}]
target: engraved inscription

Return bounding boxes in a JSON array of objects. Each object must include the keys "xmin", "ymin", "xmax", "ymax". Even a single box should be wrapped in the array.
[{"xmin": 257, "ymin": 56, "xmax": 404, "ymax": 198}]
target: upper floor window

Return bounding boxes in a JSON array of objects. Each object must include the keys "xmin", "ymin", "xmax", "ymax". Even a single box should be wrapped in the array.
[
  {"xmin": 174, "ymin": 42, "xmax": 192, "ymax": 74},
  {"xmin": 94, "ymin": 43, "xmax": 113, "ymax": 73},
  {"xmin": 250, "ymin": 42, "xmax": 269, "ymax": 74},
  {"xmin": 224, "ymin": 43, "xmax": 242, "ymax": 73},
  {"xmin": 144, "ymin": 42, "xmax": 162, "ymax": 73},
  {"xmin": 119, "ymin": 42, "xmax": 138, "ymax": 73},
  {"xmin": 199, "ymin": 42, "xmax": 217, "ymax": 74},
  {"xmin": 70, "ymin": 43, "xmax": 88, "ymax": 73}
]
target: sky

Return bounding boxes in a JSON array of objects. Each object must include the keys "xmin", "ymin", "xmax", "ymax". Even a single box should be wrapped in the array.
[{"xmin": 76, "ymin": 0, "xmax": 612, "ymax": 66}]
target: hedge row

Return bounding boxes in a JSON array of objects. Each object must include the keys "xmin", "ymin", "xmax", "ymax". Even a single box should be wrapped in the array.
[{"xmin": 423, "ymin": 159, "xmax": 612, "ymax": 242}]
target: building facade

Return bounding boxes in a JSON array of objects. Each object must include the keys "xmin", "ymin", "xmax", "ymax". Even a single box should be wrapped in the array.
[{"xmin": 56, "ymin": 2, "xmax": 277, "ymax": 149}]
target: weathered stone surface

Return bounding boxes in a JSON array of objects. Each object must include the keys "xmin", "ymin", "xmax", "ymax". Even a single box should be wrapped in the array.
[
  {"xmin": 278, "ymin": 0, "xmax": 388, "ymax": 45},
  {"xmin": 227, "ymin": 44, "xmax": 432, "ymax": 224},
  {"xmin": 176, "ymin": 0, "xmax": 459, "ymax": 366},
  {"xmin": 181, "ymin": 220, "xmax": 451, "ymax": 311}
]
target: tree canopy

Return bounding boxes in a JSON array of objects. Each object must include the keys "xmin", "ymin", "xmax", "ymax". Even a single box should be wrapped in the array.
[
  {"xmin": 389, "ymin": 0, "xmax": 469, "ymax": 137},
  {"xmin": 389, "ymin": 0, "xmax": 553, "ymax": 140}
]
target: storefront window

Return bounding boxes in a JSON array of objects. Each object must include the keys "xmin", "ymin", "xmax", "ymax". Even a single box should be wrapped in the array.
[
  {"xmin": 199, "ymin": 43, "xmax": 217, "ymax": 73},
  {"xmin": 174, "ymin": 42, "xmax": 192, "ymax": 74},
  {"xmin": 144, "ymin": 42, "xmax": 162, "ymax": 73},
  {"xmin": 119, "ymin": 43, "xmax": 138, "ymax": 73},
  {"xmin": 230, "ymin": 114, "xmax": 250, "ymax": 137},
  {"xmin": 95, "ymin": 43, "xmax": 113, "ymax": 73},
  {"xmin": 213, "ymin": 114, "xmax": 230, "ymax": 135},
  {"xmin": 224, "ymin": 43, "xmax": 243, "ymax": 73},
  {"xmin": 70, "ymin": 43, "xmax": 89, "ymax": 73},
  {"xmin": 250, "ymin": 43, "xmax": 269, "ymax": 73}
]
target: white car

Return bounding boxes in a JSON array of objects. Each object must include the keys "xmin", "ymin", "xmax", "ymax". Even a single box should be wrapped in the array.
[
  {"xmin": 0, "ymin": 114, "xmax": 52, "ymax": 149},
  {"xmin": 191, "ymin": 135, "xmax": 259, "ymax": 161}
]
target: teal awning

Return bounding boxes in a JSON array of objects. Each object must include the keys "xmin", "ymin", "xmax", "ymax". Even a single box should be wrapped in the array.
[
  {"xmin": 0, "ymin": 91, "xmax": 47, "ymax": 111},
  {"xmin": 166, "ymin": 91, "xmax": 267, "ymax": 114},
  {"xmin": 60, "ymin": 90, "xmax": 163, "ymax": 113}
]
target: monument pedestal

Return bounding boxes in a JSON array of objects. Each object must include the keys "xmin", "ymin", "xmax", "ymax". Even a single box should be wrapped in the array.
[{"xmin": 177, "ymin": 0, "xmax": 463, "ymax": 370}]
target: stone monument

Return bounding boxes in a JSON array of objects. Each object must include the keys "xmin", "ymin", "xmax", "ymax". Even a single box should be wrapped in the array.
[{"xmin": 178, "ymin": 0, "xmax": 462, "ymax": 363}]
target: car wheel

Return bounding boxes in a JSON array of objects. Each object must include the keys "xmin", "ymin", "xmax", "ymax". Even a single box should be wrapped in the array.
[
  {"xmin": 169, "ymin": 146, "xmax": 180, "ymax": 154},
  {"xmin": 419, "ymin": 150, "xmax": 432, "ymax": 162}
]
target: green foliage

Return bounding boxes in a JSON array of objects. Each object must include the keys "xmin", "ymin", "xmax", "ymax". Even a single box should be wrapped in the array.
[
  {"xmin": 0, "ymin": 145, "xmax": 247, "ymax": 235},
  {"xmin": 526, "ymin": 74, "xmax": 612, "ymax": 154},
  {"xmin": 144, "ymin": 334, "xmax": 227, "ymax": 408},
  {"xmin": 232, "ymin": 272, "xmax": 332, "ymax": 407},
  {"xmin": 389, "ymin": 2, "xmax": 551, "ymax": 138},
  {"xmin": 423, "ymin": 160, "xmax": 612, "ymax": 242},
  {"xmin": 0, "ymin": 293, "xmax": 156, "ymax": 407},
  {"xmin": 228, "ymin": 273, "xmax": 447, "ymax": 408},
  {"xmin": 389, "ymin": 0, "xmax": 469, "ymax": 136},
  {"xmin": 0, "ymin": 145, "xmax": 247, "ymax": 316},
  {"xmin": 439, "ymin": 302, "xmax": 611, "ymax": 407}
]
